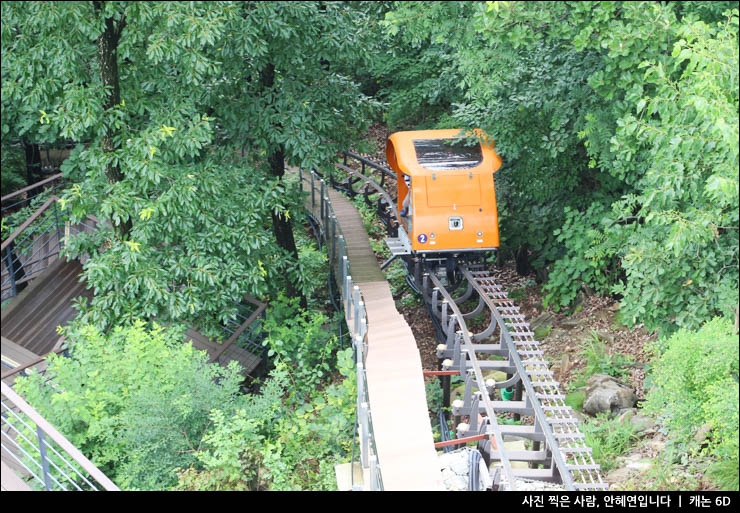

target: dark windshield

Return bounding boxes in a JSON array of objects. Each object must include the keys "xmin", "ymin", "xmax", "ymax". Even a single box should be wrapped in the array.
[{"xmin": 412, "ymin": 138, "xmax": 482, "ymax": 171}]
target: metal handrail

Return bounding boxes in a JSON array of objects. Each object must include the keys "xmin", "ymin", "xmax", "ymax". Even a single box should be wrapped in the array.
[
  {"xmin": 2, "ymin": 195, "xmax": 99, "ymax": 302},
  {"xmin": 298, "ymin": 167, "xmax": 383, "ymax": 491},
  {"xmin": 1, "ymin": 195, "xmax": 60, "ymax": 253},
  {"xmin": 1, "ymin": 381, "xmax": 119, "ymax": 491},
  {"xmin": 209, "ymin": 295, "xmax": 267, "ymax": 365},
  {"xmin": 334, "ymin": 163, "xmax": 402, "ymax": 229},
  {"xmin": 1, "ymin": 173, "xmax": 64, "ymax": 204}
]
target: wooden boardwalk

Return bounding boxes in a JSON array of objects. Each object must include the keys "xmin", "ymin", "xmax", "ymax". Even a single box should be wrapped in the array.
[
  {"xmin": 0, "ymin": 258, "xmax": 261, "ymax": 380},
  {"xmin": 298, "ymin": 170, "xmax": 442, "ymax": 490}
]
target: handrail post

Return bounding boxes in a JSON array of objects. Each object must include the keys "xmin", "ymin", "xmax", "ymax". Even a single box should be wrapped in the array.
[
  {"xmin": 359, "ymin": 401, "xmax": 369, "ymax": 468},
  {"xmin": 353, "ymin": 286, "xmax": 361, "ymax": 335},
  {"xmin": 345, "ymin": 275, "xmax": 352, "ymax": 321},
  {"xmin": 36, "ymin": 426, "xmax": 53, "ymax": 491},
  {"xmin": 330, "ymin": 215, "xmax": 336, "ymax": 268},
  {"xmin": 5, "ymin": 245, "xmax": 17, "ymax": 298},
  {"xmin": 311, "ymin": 172, "xmax": 315, "ymax": 213},
  {"xmin": 320, "ymin": 179, "xmax": 326, "ymax": 226},
  {"xmin": 357, "ymin": 361, "xmax": 365, "ymax": 414},
  {"xmin": 324, "ymin": 193, "xmax": 329, "ymax": 228},
  {"xmin": 369, "ymin": 455, "xmax": 379, "ymax": 491},
  {"xmin": 53, "ymin": 200, "xmax": 62, "ymax": 249}
]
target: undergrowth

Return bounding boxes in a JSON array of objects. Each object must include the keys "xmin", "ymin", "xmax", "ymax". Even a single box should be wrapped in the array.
[{"xmin": 581, "ymin": 413, "xmax": 640, "ymax": 473}]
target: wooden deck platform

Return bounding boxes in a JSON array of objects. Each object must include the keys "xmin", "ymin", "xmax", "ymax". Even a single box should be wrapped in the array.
[
  {"xmin": 1, "ymin": 259, "xmax": 261, "ymax": 380},
  {"xmin": 1, "ymin": 258, "xmax": 93, "ymax": 356},
  {"xmin": 184, "ymin": 327, "xmax": 261, "ymax": 378},
  {"xmin": 297, "ymin": 169, "xmax": 443, "ymax": 490}
]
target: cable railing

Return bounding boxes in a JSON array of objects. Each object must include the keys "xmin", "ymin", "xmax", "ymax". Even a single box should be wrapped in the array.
[
  {"xmin": 298, "ymin": 167, "xmax": 383, "ymax": 491},
  {"xmin": 1, "ymin": 195, "xmax": 98, "ymax": 303},
  {"xmin": 1, "ymin": 381, "xmax": 118, "ymax": 491},
  {"xmin": 1, "ymin": 173, "xmax": 65, "ymax": 216}
]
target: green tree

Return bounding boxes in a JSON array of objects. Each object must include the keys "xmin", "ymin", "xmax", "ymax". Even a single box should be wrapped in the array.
[
  {"xmin": 382, "ymin": 1, "xmax": 739, "ymax": 333},
  {"xmin": 175, "ymin": 347, "xmax": 357, "ymax": 491},
  {"xmin": 2, "ymin": 2, "xmax": 380, "ymax": 325},
  {"xmin": 12, "ymin": 321, "xmax": 245, "ymax": 490},
  {"xmin": 204, "ymin": 2, "xmax": 381, "ymax": 305},
  {"xmin": 645, "ymin": 317, "xmax": 739, "ymax": 490}
]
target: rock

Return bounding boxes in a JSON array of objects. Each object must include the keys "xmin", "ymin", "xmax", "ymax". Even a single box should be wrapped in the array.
[
  {"xmin": 583, "ymin": 374, "xmax": 637, "ymax": 415},
  {"xmin": 570, "ymin": 409, "xmax": 588, "ymax": 424},
  {"xmin": 647, "ymin": 440, "xmax": 666, "ymax": 453},
  {"xmin": 694, "ymin": 424, "xmax": 712, "ymax": 443},
  {"xmin": 560, "ymin": 318, "xmax": 582, "ymax": 330},
  {"xmin": 595, "ymin": 329, "xmax": 615, "ymax": 345},
  {"xmin": 625, "ymin": 459, "xmax": 653, "ymax": 472},
  {"xmin": 438, "ymin": 447, "xmax": 487, "ymax": 491},
  {"xmin": 630, "ymin": 414, "xmax": 655, "ymax": 434},
  {"xmin": 626, "ymin": 453, "xmax": 642, "ymax": 463},
  {"xmin": 509, "ymin": 479, "xmax": 565, "ymax": 491},
  {"xmin": 531, "ymin": 311, "xmax": 556, "ymax": 330},
  {"xmin": 605, "ymin": 467, "xmax": 631, "ymax": 483},
  {"xmin": 616, "ymin": 408, "xmax": 637, "ymax": 425}
]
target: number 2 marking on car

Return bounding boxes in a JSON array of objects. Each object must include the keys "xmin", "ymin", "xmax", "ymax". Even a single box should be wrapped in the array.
[{"xmin": 418, "ymin": 234, "xmax": 428, "ymax": 244}]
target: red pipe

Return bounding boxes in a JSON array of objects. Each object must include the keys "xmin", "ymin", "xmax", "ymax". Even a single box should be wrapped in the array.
[
  {"xmin": 434, "ymin": 434, "xmax": 487, "ymax": 448},
  {"xmin": 423, "ymin": 370, "xmax": 460, "ymax": 376}
]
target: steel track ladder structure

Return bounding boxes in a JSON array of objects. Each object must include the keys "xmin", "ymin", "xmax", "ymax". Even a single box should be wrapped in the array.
[{"xmin": 328, "ymin": 153, "xmax": 607, "ymax": 491}]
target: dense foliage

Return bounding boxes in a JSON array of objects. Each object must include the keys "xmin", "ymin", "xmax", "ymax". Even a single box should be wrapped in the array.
[
  {"xmin": 379, "ymin": 1, "xmax": 739, "ymax": 334},
  {"xmin": 176, "ymin": 348, "xmax": 356, "ymax": 491},
  {"xmin": 12, "ymin": 322, "xmax": 245, "ymax": 490},
  {"xmin": 2, "ymin": 0, "xmax": 738, "ymax": 492},
  {"xmin": 644, "ymin": 317, "xmax": 739, "ymax": 490},
  {"xmin": 262, "ymin": 295, "xmax": 340, "ymax": 399},
  {"xmin": 1, "ymin": 1, "xmax": 378, "ymax": 330}
]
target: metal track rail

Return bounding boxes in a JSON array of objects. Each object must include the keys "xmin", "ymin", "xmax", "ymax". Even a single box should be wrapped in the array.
[
  {"xmin": 423, "ymin": 271, "xmax": 518, "ymax": 490},
  {"xmin": 333, "ymin": 153, "xmax": 606, "ymax": 491},
  {"xmin": 428, "ymin": 267, "xmax": 607, "ymax": 490}
]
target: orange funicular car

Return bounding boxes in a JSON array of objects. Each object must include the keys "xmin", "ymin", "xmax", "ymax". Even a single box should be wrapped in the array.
[{"xmin": 385, "ymin": 129, "xmax": 502, "ymax": 256}]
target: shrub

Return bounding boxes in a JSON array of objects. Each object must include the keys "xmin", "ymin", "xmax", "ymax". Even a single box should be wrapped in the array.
[
  {"xmin": 12, "ymin": 321, "xmax": 244, "ymax": 490},
  {"xmin": 176, "ymin": 348, "xmax": 357, "ymax": 491},
  {"xmin": 644, "ymin": 317, "xmax": 739, "ymax": 490},
  {"xmin": 261, "ymin": 294, "xmax": 339, "ymax": 400}
]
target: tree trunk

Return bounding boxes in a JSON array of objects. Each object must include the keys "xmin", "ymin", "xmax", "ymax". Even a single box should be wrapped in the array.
[
  {"xmin": 515, "ymin": 244, "xmax": 532, "ymax": 276},
  {"xmin": 22, "ymin": 140, "xmax": 42, "ymax": 192},
  {"xmin": 94, "ymin": 2, "xmax": 131, "ymax": 236},
  {"xmin": 267, "ymin": 147, "xmax": 307, "ymax": 309},
  {"xmin": 260, "ymin": 63, "xmax": 307, "ymax": 308}
]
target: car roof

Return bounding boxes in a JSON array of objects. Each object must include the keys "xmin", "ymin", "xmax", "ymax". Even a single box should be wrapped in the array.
[{"xmin": 386, "ymin": 129, "xmax": 502, "ymax": 176}]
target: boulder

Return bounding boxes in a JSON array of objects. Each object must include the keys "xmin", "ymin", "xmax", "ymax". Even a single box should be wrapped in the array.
[
  {"xmin": 630, "ymin": 414, "xmax": 656, "ymax": 434},
  {"xmin": 583, "ymin": 374, "xmax": 637, "ymax": 415},
  {"xmin": 694, "ymin": 424, "xmax": 712, "ymax": 444},
  {"xmin": 531, "ymin": 311, "xmax": 556, "ymax": 330}
]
